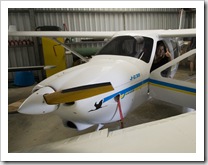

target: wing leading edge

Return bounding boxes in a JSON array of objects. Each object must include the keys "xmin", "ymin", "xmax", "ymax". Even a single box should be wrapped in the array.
[
  {"xmin": 9, "ymin": 29, "xmax": 196, "ymax": 38},
  {"xmin": 158, "ymin": 28, "xmax": 196, "ymax": 38},
  {"xmin": 8, "ymin": 31, "xmax": 115, "ymax": 38},
  {"xmin": 8, "ymin": 65, "xmax": 56, "ymax": 72}
]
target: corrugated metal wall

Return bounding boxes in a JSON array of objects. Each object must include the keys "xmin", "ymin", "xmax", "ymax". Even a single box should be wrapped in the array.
[
  {"xmin": 8, "ymin": 8, "xmax": 196, "ymax": 81},
  {"xmin": 34, "ymin": 8, "xmax": 183, "ymax": 31}
]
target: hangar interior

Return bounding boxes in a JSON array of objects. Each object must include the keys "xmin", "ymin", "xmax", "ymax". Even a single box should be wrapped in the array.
[{"xmin": 8, "ymin": 8, "xmax": 196, "ymax": 153}]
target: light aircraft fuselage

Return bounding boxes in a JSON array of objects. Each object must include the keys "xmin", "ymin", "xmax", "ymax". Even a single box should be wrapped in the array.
[{"xmin": 11, "ymin": 29, "xmax": 195, "ymax": 131}]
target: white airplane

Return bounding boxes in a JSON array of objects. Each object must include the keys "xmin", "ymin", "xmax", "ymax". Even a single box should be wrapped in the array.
[{"xmin": 9, "ymin": 29, "xmax": 196, "ymax": 131}]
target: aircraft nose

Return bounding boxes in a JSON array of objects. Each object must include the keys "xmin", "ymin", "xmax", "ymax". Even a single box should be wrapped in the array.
[{"xmin": 18, "ymin": 87, "xmax": 58, "ymax": 115}]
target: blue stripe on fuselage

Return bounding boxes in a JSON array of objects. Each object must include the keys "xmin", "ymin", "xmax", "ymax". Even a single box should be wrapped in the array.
[
  {"xmin": 102, "ymin": 78, "xmax": 195, "ymax": 103},
  {"xmin": 103, "ymin": 79, "xmax": 148, "ymax": 103}
]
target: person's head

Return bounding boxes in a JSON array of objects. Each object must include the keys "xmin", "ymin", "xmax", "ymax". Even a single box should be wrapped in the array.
[{"xmin": 156, "ymin": 42, "xmax": 165, "ymax": 58}]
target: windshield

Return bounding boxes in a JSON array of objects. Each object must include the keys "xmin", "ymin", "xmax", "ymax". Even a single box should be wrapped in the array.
[{"xmin": 96, "ymin": 36, "xmax": 153, "ymax": 63}]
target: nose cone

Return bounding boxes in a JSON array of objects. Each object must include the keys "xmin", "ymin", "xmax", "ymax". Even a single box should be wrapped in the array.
[{"xmin": 18, "ymin": 87, "xmax": 58, "ymax": 115}]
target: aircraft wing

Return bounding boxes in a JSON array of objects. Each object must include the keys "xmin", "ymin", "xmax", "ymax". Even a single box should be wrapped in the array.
[
  {"xmin": 8, "ymin": 31, "xmax": 115, "ymax": 63},
  {"xmin": 8, "ymin": 65, "xmax": 56, "ymax": 72},
  {"xmin": 9, "ymin": 29, "xmax": 196, "ymax": 38},
  {"xmin": 14, "ymin": 111, "xmax": 196, "ymax": 153},
  {"xmin": 149, "ymin": 49, "xmax": 196, "ymax": 109},
  {"xmin": 158, "ymin": 28, "xmax": 196, "ymax": 38},
  {"xmin": 8, "ymin": 31, "xmax": 115, "ymax": 38}
]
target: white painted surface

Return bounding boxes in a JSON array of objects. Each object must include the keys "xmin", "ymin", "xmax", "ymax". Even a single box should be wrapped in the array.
[{"xmin": 17, "ymin": 111, "xmax": 195, "ymax": 153}]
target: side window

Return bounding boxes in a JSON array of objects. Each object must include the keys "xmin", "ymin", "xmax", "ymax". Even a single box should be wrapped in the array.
[{"xmin": 162, "ymin": 37, "xmax": 196, "ymax": 79}]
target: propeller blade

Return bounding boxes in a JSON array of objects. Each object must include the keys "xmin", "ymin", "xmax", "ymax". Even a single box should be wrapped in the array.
[{"xmin": 43, "ymin": 82, "xmax": 114, "ymax": 105}]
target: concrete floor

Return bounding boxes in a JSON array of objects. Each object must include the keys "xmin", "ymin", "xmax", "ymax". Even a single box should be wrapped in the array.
[{"xmin": 8, "ymin": 65, "xmax": 196, "ymax": 152}]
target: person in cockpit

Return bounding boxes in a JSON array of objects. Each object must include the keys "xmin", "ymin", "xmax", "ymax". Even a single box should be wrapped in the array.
[{"xmin": 150, "ymin": 41, "xmax": 172, "ymax": 76}]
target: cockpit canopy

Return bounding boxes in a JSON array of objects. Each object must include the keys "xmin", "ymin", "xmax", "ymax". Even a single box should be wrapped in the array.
[{"xmin": 96, "ymin": 36, "xmax": 153, "ymax": 63}]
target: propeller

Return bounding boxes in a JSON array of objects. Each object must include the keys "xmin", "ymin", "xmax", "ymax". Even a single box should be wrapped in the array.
[{"xmin": 44, "ymin": 82, "xmax": 114, "ymax": 105}]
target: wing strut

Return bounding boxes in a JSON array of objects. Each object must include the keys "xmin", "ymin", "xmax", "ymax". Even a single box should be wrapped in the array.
[{"xmin": 52, "ymin": 38, "xmax": 89, "ymax": 62}]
